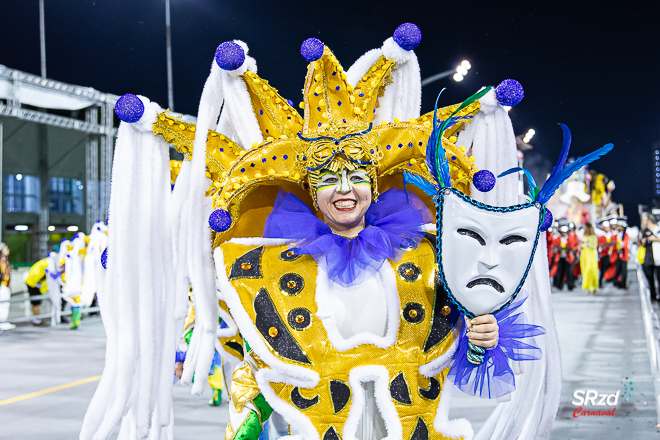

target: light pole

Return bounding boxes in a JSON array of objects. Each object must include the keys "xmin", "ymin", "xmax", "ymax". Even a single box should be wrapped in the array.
[
  {"xmin": 165, "ymin": 0, "xmax": 174, "ymax": 111},
  {"xmin": 421, "ymin": 60, "xmax": 472, "ymax": 87},
  {"xmin": 39, "ymin": 0, "xmax": 46, "ymax": 78}
]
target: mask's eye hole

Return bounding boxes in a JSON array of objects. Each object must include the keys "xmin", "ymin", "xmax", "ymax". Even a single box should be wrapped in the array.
[
  {"xmin": 499, "ymin": 235, "xmax": 527, "ymax": 245},
  {"xmin": 457, "ymin": 228, "xmax": 485, "ymax": 246}
]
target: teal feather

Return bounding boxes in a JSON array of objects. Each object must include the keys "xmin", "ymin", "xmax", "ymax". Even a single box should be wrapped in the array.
[{"xmin": 403, "ymin": 172, "xmax": 439, "ymax": 197}]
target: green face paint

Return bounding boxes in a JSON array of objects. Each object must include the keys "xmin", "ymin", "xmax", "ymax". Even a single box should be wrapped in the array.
[{"xmin": 316, "ymin": 168, "xmax": 371, "ymax": 193}]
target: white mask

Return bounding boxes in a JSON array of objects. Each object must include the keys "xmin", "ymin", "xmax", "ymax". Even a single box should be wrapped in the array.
[{"xmin": 438, "ymin": 189, "xmax": 541, "ymax": 317}]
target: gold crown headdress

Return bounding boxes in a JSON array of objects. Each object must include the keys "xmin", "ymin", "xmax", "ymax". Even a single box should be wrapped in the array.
[{"xmin": 150, "ymin": 26, "xmax": 482, "ymax": 244}]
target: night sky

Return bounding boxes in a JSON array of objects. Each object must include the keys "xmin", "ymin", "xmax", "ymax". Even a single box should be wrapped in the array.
[{"xmin": 2, "ymin": 0, "xmax": 659, "ymax": 225}]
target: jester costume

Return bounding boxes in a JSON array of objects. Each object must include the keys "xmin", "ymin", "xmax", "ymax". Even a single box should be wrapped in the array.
[{"xmin": 80, "ymin": 22, "xmax": 613, "ymax": 440}]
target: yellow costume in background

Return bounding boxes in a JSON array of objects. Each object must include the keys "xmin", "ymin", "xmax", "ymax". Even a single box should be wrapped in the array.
[
  {"xmin": 26, "ymin": 258, "xmax": 50, "ymax": 293},
  {"xmin": 580, "ymin": 235, "xmax": 599, "ymax": 291}
]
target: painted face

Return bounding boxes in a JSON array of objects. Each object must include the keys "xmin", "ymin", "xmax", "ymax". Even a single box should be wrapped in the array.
[
  {"xmin": 316, "ymin": 168, "xmax": 372, "ymax": 232},
  {"xmin": 439, "ymin": 190, "xmax": 540, "ymax": 316}
]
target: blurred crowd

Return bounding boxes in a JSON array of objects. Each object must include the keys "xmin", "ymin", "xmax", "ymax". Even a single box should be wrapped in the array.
[
  {"xmin": 0, "ymin": 220, "xmax": 107, "ymax": 330},
  {"xmin": 547, "ymin": 216, "xmax": 631, "ymax": 295}
]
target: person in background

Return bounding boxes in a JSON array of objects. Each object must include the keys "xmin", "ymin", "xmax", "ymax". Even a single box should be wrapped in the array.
[
  {"xmin": 0, "ymin": 243, "xmax": 12, "ymax": 332},
  {"xmin": 25, "ymin": 258, "xmax": 50, "ymax": 326},
  {"xmin": 570, "ymin": 222, "xmax": 582, "ymax": 281},
  {"xmin": 640, "ymin": 220, "xmax": 660, "ymax": 301},
  {"xmin": 546, "ymin": 224, "xmax": 556, "ymax": 267},
  {"xmin": 597, "ymin": 219, "xmax": 614, "ymax": 287},
  {"xmin": 580, "ymin": 222, "xmax": 599, "ymax": 295},
  {"xmin": 613, "ymin": 217, "xmax": 630, "ymax": 289},
  {"xmin": 553, "ymin": 223, "xmax": 578, "ymax": 291},
  {"xmin": 0, "ymin": 243, "xmax": 11, "ymax": 288}
]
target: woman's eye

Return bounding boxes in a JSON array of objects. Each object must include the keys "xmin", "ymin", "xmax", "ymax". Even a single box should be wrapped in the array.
[
  {"xmin": 350, "ymin": 176, "xmax": 365, "ymax": 182},
  {"xmin": 499, "ymin": 235, "xmax": 527, "ymax": 245},
  {"xmin": 322, "ymin": 177, "xmax": 339, "ymax": 184},
  {"xmin": 457, "ymin": 228, "xmax": 485, "ymax": 246}
]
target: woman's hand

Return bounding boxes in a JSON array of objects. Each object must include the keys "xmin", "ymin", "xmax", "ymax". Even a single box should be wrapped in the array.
[
  {"xmin": 465, "ymin": 314, "xmax": 499, "ymax": 349},
  {"xmin": 175, "ymin": 361, "xmax": 184, "ymax": 379}
]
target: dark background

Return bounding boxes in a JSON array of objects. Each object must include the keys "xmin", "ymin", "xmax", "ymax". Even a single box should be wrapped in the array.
[{"xmin": 2, "ymin": 0, "xmax": 659, "ymax": 225}]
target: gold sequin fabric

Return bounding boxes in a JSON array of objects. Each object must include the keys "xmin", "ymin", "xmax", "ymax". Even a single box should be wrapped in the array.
[{"xmin": 220, "ymin": 239, "xmax": 460, "ymax": 440}]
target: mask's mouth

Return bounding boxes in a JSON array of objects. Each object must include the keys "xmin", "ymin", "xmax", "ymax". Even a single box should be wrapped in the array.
[
  {"xmin": 333, "ymin": 198, "xmax": 357, "ymax": 211},
  {"xmin": 466, "ymin": 277, "xmax": 504, "ymax": 293}
]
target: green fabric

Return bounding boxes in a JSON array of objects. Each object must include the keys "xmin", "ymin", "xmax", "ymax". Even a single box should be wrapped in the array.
[
  {"xmin": 184, "ymin": 328, "xmax": 194, "ymax": 345},
  {"xmin": 70, "ymin": 307, "xmax": 81, "ymax": 329},
  {"xmin": 252, "ymin": 394, "xmax": 273, "ymax": 423},
  {"xmin": 210, "ymin": 388, "xmax": 222, "ymax": 406},
  {"xmin": 234, "ymin": 410, "xmax": 263, "ymax": 440},
  {"xmin": 244, "ymin": 338, "xmax": 251, "ymax": 353}
]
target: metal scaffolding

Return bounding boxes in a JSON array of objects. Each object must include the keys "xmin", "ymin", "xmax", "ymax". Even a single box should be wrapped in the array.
[{"xmin": 0, "ymin": 64, "xmax": 118, "ymax": 245}]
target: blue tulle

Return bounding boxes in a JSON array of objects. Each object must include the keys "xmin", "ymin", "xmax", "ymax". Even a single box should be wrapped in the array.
[
  {"xmin": 263, "ymin": 188, "xmax": 432, "ymax": 287},
  {"xmin": 447, "ymin": 289, "xmax": 545, "ymax": 398}
]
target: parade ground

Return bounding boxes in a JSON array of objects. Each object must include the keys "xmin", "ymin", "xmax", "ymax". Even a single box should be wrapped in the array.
[{"xmin": 1, "ymin": 272, "xmax": 659, "ymax": 439}]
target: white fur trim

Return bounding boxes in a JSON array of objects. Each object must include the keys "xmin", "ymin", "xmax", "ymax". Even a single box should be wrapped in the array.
[
  {"xmin": 381, "ymin": 37, "xmax": 412, "ymax": 64},
  {"xmin": 346, "ymin": 48, "xmax": 383, "ymax": 87},
  {"xmin": 80, "ymin": 96, "xmax": 175, "ymax": 439},
  {"xmin": 374, "ymin": 38, "xmax": 421, "ymax": 123},
  {"xmin": 227, "ymin": 237, "xmax": 294, "ymax": 246},
  {"xmin": 419, "ymin": 337, "xmax": 459, "ymax": 377},
  {"xmin": 255, "ymin": 369, "xmax": 320, "ymax": 440},
  {"xmin": 421, "ymin": 223, "xmax": 436, "ymax": 233},
  {"xmin": 214, "ymin": 246, "xmax": 319, "ymax": 385},
  {"xmin": 343, "ymin": 365, "xmax": 402, "ymax": 440},
  {"xmin": 216, "ymin": 304, "xmax": 240, "ymax": 339},
  {"xmin": 433, "ymin": 380, "xmax": 474, "ymax": 440},
  {"xmin": 131, "ymin": 96, "xmax": 162, "ymax": 133},
  {"xmin": 181, "ymin": 59, "xmax": 224, "ymax": 396},
  {"xmin": 459, "ymin": 88, "xmax": 517, "ymax": 207},
  {"xmin": 314, "ymin": 261, "xmax": 400, "ymax": 351}
]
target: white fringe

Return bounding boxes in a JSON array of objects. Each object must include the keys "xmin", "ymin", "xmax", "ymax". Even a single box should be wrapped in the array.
[{"xmin": 80, "ymin": 95, "xmax": 175, "ymax": 439}]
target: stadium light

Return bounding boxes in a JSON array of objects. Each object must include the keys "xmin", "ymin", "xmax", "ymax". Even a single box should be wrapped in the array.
[{"xmin": 452, "ymin": 60, "xmax": 472, "ymax": 82}]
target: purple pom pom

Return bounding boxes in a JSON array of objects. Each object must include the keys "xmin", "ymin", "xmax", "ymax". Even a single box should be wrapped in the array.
[
  {"xmin": 393, "ymin": 23, "xmax": 422, "ymax": 51},
  {"xmin": 301, "ymin": 38, "xmax": 324, "ymax": 62},
  {"xmin": 540, "ymin": 209, "xmax": 553, "ymax": 232},
  {"xmin": 209, "ymin": 209, "xmax": 232, "ymax": 232},
  {"xmin": 101, "ymin": 247, "xmax": 108, "ymax": 270},
  {"xmin": 215, "ymin": 41, "xmax": 245, "ymax": 71},
  {"xmin": 473, "ymin": 170, "xmax": 496, "ymax": 192},
  {"xmin": 115, "ymin": 94, "xmax": 144, "ymax": 123},
  {"xmin": 495, "ymin": 79, "xmax": 524, "ymax": 107}
]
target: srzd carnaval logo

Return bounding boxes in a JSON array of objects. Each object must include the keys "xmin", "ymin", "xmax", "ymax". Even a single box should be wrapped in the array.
[{"xmin": 571, "ymin": 390, "xmax": 619, "ymax": 418}]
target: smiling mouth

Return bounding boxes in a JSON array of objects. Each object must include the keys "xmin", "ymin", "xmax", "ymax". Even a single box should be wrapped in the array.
[
  {"xmin": 333, "ymin": 199, "xmax": 357, "ymax": 211},
  {"xmin": 466, "ymin": 277, "xmax": 504, "ymax": 293}
]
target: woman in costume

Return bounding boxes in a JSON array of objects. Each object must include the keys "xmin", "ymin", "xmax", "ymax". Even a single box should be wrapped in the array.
[
  {"xmin": 579, "ymin": 222, "xmax": 599, "ymax": 295},
  {"xmin": 81, "ymin": 23, "xmax": 611, "ymax": 440}
]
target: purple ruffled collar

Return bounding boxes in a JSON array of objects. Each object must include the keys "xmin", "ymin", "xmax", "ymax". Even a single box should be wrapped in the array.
[{"xmin": 263, "ymin": 188, "xmax": 432, "ymax": 287}]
